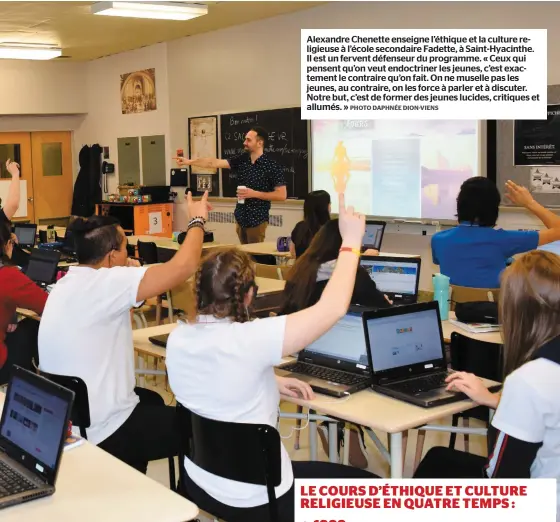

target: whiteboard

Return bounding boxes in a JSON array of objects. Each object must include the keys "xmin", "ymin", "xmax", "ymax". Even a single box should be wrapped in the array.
[{"xmin": 0, "ymin": 179, "xmax": 27, "ymax": 218}]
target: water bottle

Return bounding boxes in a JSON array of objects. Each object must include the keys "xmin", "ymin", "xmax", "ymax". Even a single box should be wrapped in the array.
[{"xmin": 433, "ymin": 273, "xmax": 450, "ymax": 321}]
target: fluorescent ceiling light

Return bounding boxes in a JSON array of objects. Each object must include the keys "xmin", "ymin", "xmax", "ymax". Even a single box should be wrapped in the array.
[
  {"xmin": 91, "ymin": 2, "xmax": 208, "ymax": 21},
  {"xmin": 0, "ymin": 43, "xmax": 61, "ymax": 60}
]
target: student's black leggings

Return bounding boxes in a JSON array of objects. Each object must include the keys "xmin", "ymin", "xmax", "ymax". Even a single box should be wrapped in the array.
[
  {"xmin": 98, "ymin": 387, "xmax": 180, "ymax": 474},
  {"xmin": 181, "ymin": 461, "xmax": 378, "ymax": 522},
  {"xmin": 0, "ymin": 318, "xmax": 40, "ymax": 384}
]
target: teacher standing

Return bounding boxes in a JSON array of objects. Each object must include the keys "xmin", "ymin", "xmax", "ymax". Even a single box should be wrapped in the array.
[{"xmin": 175, "ymin": 127, "xmax": 287, "ymax": 244}]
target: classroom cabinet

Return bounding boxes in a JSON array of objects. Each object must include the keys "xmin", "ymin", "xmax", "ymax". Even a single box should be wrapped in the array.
[{"xmin": 96, "ymin": 203, "xmax": 173, "ymax": 237}]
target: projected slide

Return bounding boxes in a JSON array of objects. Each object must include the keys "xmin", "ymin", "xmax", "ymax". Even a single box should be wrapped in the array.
[{"xmin": 311, "ymin": 120, "xmax": 480, "ymax": 220}]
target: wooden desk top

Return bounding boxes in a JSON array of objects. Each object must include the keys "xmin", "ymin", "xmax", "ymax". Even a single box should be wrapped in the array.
[
  {"xmin": 442, "ymin": 312, "xmax": 503, "ymax": 344},
  {"xmin": 0, "ymin": 395, "xmax": 198, "ymax": 522}
]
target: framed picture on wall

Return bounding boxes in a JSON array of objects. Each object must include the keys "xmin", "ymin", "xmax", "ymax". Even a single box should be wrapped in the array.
[
  {"xmin": 120, "ymin": 68, "xmax": 157, "ymax": 114},
  {"xmin": 188, "ymin": 115, "xmax": 218, "ymax": 174},
  {"xmin": 196, "ymin": 174, "xmax": 213, "ymax": 192}
]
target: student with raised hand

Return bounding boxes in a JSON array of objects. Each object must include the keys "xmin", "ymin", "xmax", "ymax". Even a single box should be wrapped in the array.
[
  {"xmin": 166, "ymin": 193, "xmax": 377, "ymax": 522},
  {"xmin": 280, "ymin": 218, "xmax": 391, "ymax": 316},
  {"xmin": 290, "ymin": 189, "xmax": 331, "ymax": 258},
  {"xmin": 0, "ymin": 159, "xmax": 20, "ymax": 224},
  {"xmin": 0, "ymin": 220, "xmax": 46, "ymax": 384},
  {"xmin": 431, "ymin": 177, "xmax": 560, "ymax": 289},
  {"xmin": 415, "ymin": 250, "xmax": 560, "ymax": 506},
  {"xmin": 38, "ymin": 192, "xmax": 210, "ymax": 473}
]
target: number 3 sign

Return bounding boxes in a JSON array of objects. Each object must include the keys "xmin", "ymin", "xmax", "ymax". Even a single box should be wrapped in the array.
[{"xmin": 148, "ymin": 211, "xmax": 162, "ymax": 234}]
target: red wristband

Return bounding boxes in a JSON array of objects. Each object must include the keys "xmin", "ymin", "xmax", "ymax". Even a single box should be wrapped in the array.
[{"xmin": 339, "ymin": 247, "xmax": 361, "ymax": 257}]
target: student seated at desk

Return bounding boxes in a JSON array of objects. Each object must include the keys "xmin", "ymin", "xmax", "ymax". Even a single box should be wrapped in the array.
[
  {"xmin": 280, "ymin": 218, "xmax": 391, "ymax": 315},
  {"xmin": 431, "ymin": 178, "xmax": 560, "ymax": 288},
  {"xmin": 290, "ymin": 189, "xmax": 331, "ymax": 258},
  {"xmin": 415, "ymin": 250, "xmax": 560, "ymax": 512},
  {"xmin": 38, "ymin": 192, "xmax": 211, "ymax": 473},
  {"xmin": 166, "ymin": 194, "xmax": 377, "ymax": 522},
  {"xmin": 0, "ymin": 219, "xmax": 46, "ymax": 384}
]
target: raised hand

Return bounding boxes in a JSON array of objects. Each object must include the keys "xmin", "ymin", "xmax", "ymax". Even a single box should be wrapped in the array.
[{"xmin": 338, "ymin": 192, "xmax": 365, "ymax": 248}]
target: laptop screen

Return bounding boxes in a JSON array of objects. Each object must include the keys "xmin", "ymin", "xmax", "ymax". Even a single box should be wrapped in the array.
[
  {"xmin": 363, "ymin": 222, "xmax": 384, "ymax": 250},
  {"xmin": 14, "ymin": 225, "xmax": 36, "ymax": 248},
  {"xmin": 366, "ymin": 308, "xmax": 443, "ymax": 373},
  {"xmin": 26, "ymin": 249, "xmax": 59, "ymax": 284},
  {"xmin": 0, "ymin": 375, "xmax": 68, "ymax": 470},
  {"xmin": 361, "ymin": 258, "xmax": 419, "ymax": 296},
  {"xmin": 303, "ymin": 312, "xmax": 369, "ymax": 369}
]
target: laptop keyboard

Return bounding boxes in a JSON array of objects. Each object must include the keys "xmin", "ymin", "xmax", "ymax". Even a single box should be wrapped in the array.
[
  {"xmin": 388, "ymin": 372, "xmax": 449, "ymax": 394},
  {"xmin": 0, "ymin": 461, "xmax": 38, "ymax": 498},
  {"xmin": 282, "ymin": 362, "xmax": 367, "ymax": 386}
]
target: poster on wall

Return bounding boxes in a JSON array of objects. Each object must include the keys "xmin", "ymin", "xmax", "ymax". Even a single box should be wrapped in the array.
[
  {"xmin": 188, "ymin": 115, "xmax": 218, "ymax": 174},
  {"xmin": 120, "ymin": 68, "xmax": 157, "ymax": 115},
  {"xmin": 196, "ymin": 174, "xmax": 213, "ymax": 192},
  {"xmin": 530, "ymin": 167, "xmax": 560, "ymax": 193},
  {"xmin": 514, "ymin": 104, "xmax": 560, "ymax": 165}
]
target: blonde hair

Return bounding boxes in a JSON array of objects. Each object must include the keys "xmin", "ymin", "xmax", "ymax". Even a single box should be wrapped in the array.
[
  {"xmin": 500, "ymin": 250, "xmax": 560, "ymax": 376},
  {"xmin": 189, "ymin": 247, "xmax": 256, "ymax": 323}
]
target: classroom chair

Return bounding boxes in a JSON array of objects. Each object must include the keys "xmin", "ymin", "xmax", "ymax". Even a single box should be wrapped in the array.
[
  {"xmin": 39, "ymin": 369, "xmax": 177, "ymax": 491},
  {"xmin": 251, "ymin": 254, "xmax": 277, "ymax": 266},
  {"xmin": 136, "ymin": 240, "xmax": 172, "ymax": 325},
  {"xmin": 38, "ymin": 371, "xmax": 91, "ymax": 439},
  {"xmin": 449, "ymin": 285, "xmax": 500, "ymax": 311},
  {"xmin": 412, "ymin": 332, "xmax": 503, "ymax": 471},
  {"xmin": 175, "ymin": 402, "xmax": 281, "ymax": 522}
]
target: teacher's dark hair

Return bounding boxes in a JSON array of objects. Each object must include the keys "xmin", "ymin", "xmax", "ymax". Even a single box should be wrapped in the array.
[
  {"xmin": 250, "ymin": 126, "xmax": 268, "ymax": 147},
  {"xmin": 457, "ymin": 176, "xmax": 501, "ymax": 227},
  {"xmin": 69, "ymin": 215, "xmax": 122, "ymax": 265}
]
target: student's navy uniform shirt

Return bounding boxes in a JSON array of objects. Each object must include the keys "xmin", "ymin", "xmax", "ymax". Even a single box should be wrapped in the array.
[
  {"xmin": 229, "ymin": 153, "xmax": 285, "ymax": 229},
  {"xmin": 431, "ymin": 223, "xmax": 539, "ymax": 288}
]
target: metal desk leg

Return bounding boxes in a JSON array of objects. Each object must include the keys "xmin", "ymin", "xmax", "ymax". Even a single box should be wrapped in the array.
[
  {"xmin": 309, "ymin": 418, "xmax": 318, "ymax": 461},
  {"xmin": 342, "ymin": 425, "xmax": 350, "ymax": 466},
  {"xmin": 389, "ymin": 432, "xmax": 403, "ymax": 478},
  {"xmin": 328, "ymin": 421, "xmax": 339, "ymax": 463},
  {"xmin": 136, "ymin": 354, "xmax": 146, "ymax": 388}
]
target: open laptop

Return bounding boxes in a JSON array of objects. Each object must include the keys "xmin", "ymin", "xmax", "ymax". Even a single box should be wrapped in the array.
[
  {"xmin": 58, "ymin": 229, "xmax": 77, "ymax": 262},
  {"xmin": 149, "ymin": 333, "xmax": 169, "ymax": 348},
  {"xmin": 276, "ymin": 308, "xmax": 373, "ymax": 397},
  {"xmin": 24, "ymin": 248, "xmax": 61, "ymax": 288},
  {"xmin": 362, "ymin": 220, "xmax": 386, "ymax": 252},
  {"xmin": 360, "ymin": 255, "xmax": 421, "ymax": 305},
  {"xmin": 13, "ymin": 224, "xmax": 37, "ymax": 249},
  {"xmin": 0, "ymin": 365, "xmax": 74, "ymax": 510},
  {"xmin": 363, "ymin": 301, "xmax": 501, "ymax": 408}
]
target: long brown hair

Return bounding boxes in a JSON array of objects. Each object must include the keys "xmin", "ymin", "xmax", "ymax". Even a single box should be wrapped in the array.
[
  {"xmin": 500, "ymin": 250, "xmax": 560, "ymax": 376},
  {"xmin": 280, "ymin": 219, "xmax": 342, "ymax": 314},
  {"xmin": 188, "ymin": 247, "xmax": 256, "ymax": 323}
]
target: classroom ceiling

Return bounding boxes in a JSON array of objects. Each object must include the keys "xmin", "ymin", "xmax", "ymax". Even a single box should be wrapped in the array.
[{"xmin": 0, "ymin": 1, "xmax": 324, "ymax": 61}]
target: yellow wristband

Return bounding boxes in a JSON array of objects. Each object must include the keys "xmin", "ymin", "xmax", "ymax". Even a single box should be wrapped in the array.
[{"xmin": 339, "ymin": 247, "xmax": 361, "ymax": 257}]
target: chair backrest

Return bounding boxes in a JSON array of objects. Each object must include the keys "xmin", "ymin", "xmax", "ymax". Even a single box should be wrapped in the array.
[
  {"xmin": 176, "ymin": 402, "xmax": 281, "ymax": 521},
  {"xmin": 450, "ymin": 332, "xmax": 503, "ymax": 382},
  {"xmin": 251, "ymin": 254, "xmax": 277, "ymax": 266},
  {"xmin": 450, "ymin": 285, "xmax": 500, "ymax": 311},
  {"xmin": 137, "ymin": 240, "xmax": 159, "ymax": 265},
  {"xmin": 255, "ymin": 263, "xmax": 281, "ymax": 280},
  {"xmin": 277, "ymin": 265, "xmax": 291, "ymax": 281},
  {"xmin": 38, "ymin": 370, "xmax": 91, "ymax": 439}
]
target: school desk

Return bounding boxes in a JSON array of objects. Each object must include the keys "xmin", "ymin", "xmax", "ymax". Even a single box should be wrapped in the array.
[
  {"xmin": 133, "ymin": 322, "xmax": 496, "ymax": 479},
  {"xmin": 0, "ymin": 393, "xmax": 198, "ymax": 522}
]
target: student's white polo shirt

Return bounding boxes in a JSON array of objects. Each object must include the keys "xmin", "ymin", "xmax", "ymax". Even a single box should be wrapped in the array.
[
  {"xmin": 38, "ymin": 265, "xmax": 148, "ymax": 445},
  {"xmin": 489, "ymin": 358, "xmax": 560, "ymax": 512},
  {"xmin": 166, "ymin": 314, "xmax": 293, "ymax": 508}
]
